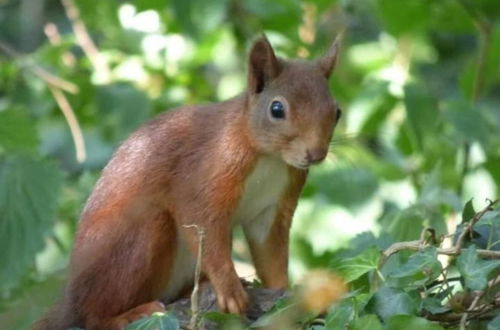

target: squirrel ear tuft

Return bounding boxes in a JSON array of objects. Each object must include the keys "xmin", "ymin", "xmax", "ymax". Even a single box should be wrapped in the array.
[
  {"xmin": 248, "ymin": 35, "xmax": 281, "ymax": 94},
  {"xmin": 318, "ymin": 36, "xmax": 341, "ymax": 78}
]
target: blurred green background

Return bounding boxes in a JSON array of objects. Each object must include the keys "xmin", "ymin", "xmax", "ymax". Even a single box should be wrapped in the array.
[{"xmin": 0, "ymin": 0, "xmax": 499, "ymax": 329}]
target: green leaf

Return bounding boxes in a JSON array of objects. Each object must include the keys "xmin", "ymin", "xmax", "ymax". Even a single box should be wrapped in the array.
[
  {"xmin": 96, "ymin": 83, "xmax": 152, "ymax": 142},
  {"xmin": 457, "ymin": 245, "xmax": 500, "ymax": 290},
  {"xmin": 462, "ymin": 199, "xmax": 476, "ymax": 223},
  {"xmin": 387, "ymin": 315, "xmax": 444, "ymax": 330},
  {"xmin": 125, "ymin": 312, "xmax": 179, "ymax": 330},
  {"xmin": 376, "ymin": 0, "xmax": 431, "ymax": 36},
  {"xmin": 350, "ymin": 314, "xmax": 383, "ymax": 330},
  {"xmin": 0, "ymin": 156, "xmax": 62, "ymax": 293},
  {"xmin": 421, "ymin": 296, "xmax": 450, "ymax": 315},
  {"xmin": 325, "ymin": 298, "xmax": 356, "ymax": 330},
  {"xmin": 250, "ymin": 298, "xmax": 296, "ymax": 327},
  {"xmin": 0, "ymin": 109, "xmax": 38, "ymax": 154},
  {"xmin": 444, "ymin": 101, "xmax": 491, "ymax": 146},
  {"xmin": 385, "ymin": 247, "xmax": 442, "ymax": 289},
  {"xmin": 309, "ymin": 167, "xmax": 379, "ymax": 209},
  {"xmin": 171, "ymin": 0, "xmax": 230, "ymax": 39},
  {"xmin": 386, "ymin": 206, "xmax": 426, "ymax": 241},
  {"xmin": 336, "ymin": 247, "xmax": 380, "ymax": 283},
  {"xmin": 366, "ymin": 287, "xmax": 420, "ymax": 322},
  {"xmin": 403, "ymin": 83, "xmax": 439, "ymax": 151}
]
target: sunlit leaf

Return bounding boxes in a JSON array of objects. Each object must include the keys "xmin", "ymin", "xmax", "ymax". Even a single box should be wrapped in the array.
[
  {"xmin": 125, "ymin": 312, "xmax": 179, "ymax": 330},
  {"xmin": 336, "ymin": 247, "xmax": 380, "ymax": 283}
]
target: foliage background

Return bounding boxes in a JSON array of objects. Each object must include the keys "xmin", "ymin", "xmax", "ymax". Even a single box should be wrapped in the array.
[{"xmin": 0, "ymin": 0, "xmax": 499, "ymax": 329}]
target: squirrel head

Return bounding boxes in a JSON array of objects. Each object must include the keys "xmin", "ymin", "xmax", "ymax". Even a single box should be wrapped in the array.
[{"xmin": 246, "ymin": 35, "xmax": 341, "ymax": 170}]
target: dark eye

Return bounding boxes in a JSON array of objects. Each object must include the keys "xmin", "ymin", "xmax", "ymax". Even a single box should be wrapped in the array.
[
  {"xmin": 270, "ymin": 100, "xmax": 285, "ymax": 119},
  {"xmin": 336, "ymin": 107, "xmax": 342, "ymax": 121}
]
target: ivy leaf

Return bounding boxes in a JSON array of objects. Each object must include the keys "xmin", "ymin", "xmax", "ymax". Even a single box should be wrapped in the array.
[
  {"xmin": 462, "ymin": 199, "xmax": 476, "ymax": 223},
  {"xmin": 421, "ymin": 296, "xmax": 450, "ymax": 315},
  {"xmin": 387, "ymin": 315, "xmax": 444, "ymax": 330},
  {"xmin": 0, "ymin": 156, "xmax": 62, "ymax": 293},
  {"xmin": 125, "ymin": 312, "xmax": 179, "ymax": 330},
  {"xmin": 350, "ymin": 314, "xmax": 383, "ymax": 330},
  {"xmin": 384, "ymin": 247, "xmax": 442, "ymax": 288},
  {"xmin": 366, "ymin": 287, "xmax": 420, "ymax": 322},
  {"xmin": 336, "ymin": 247, "xmax": 380, "ymax": 283},
  {"xmin": 457, "ymin": 245, "xmax": 500, "ymax": 290}
]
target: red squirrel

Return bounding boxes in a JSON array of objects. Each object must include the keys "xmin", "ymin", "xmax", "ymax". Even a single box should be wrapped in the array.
[{"xmin": 34, "ymin": 35, "xmax": 342, "ymax": 330}]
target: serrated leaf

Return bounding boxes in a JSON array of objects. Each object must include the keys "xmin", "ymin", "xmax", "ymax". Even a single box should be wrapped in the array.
[
  {"xmin": 366, "ymin": 287, "xmax": 420, "ymax": 322},
  {"xmin": 336, "ymin": 247, "xmax": 380, "ymax": 283},
  {"xmin": 457, "ymin": 245, "xmax": 500, "ymax": 290},
  {"xmin": 125, "ymin": 312, "xmax": 179, "ymax": 330},
  {"xmin": 385, "ymin": 247, "xmax": 442, "ymax": 289},
  {"xmin": 462, "ymin": 199, "xmax": 476, "ymax": 223},
  {"xmin": 387, "ymin": 315, "xmax": 444, "ymax": 330},
  {"xmin": 0, "ymin": 109, "xmax": 38, "ymax": 153},
  {"xmin": 0, "ymin": 156, "xmax": 62, "ymax": 293},
  {"xmin": 350, "ymin": 314, "xmax": 383, "ymax": 330}
]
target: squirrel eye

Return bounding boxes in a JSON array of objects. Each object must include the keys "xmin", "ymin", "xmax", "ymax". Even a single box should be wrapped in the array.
[
  {"xmin": 336, "ymin": 107, "xmax": 342, "ymax": 121},
  {"xmin": 270, "ymin": 100, "xmax": 285, "ymax": 119}
]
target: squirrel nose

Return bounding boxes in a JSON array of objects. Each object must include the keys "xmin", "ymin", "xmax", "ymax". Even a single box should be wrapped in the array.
[{"xmin": 306, "ymin": 148, "xmax": 328, "ymax": 164}]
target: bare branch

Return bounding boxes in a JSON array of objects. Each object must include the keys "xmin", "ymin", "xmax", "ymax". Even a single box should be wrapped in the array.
[
  {"xmin": 49, "ymin": 86, "xmax": 86, "ymax": 163},
  {"xmin": 0, "ymin": 41, "xmax": 79, "ymax": 94},
  {"xmin": 61, "ymin": 0, "xmax": 110, "ymax": 81}
]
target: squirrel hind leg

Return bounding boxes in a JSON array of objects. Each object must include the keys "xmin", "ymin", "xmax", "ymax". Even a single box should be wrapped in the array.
[{"xmin": 90, "ymin": 301, "xmax": 166, "ymax": 330}]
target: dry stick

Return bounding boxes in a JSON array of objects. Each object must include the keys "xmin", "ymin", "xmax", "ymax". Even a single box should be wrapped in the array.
[
  {"xmin": 49, "ymin": 86, "xmax": 86, "ymax": 163},
  {"xmin": 459, "ymin": 292, "xmax": 482, "ymax": 330},
  {"xmin": 183, "ymin": 224, "xmax": 205, "ymax": 330},
  {"xmin": 61, "ymin": 0, "xmax": 110, "ymax": 81},
  {"xmin": 0, "ymin": 41, "xmax": 78, "ymax": 94}
]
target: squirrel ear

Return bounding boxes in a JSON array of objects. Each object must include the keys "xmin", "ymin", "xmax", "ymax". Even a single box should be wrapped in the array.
[
  {"xmin": 318, "ymin": 36, "xmax": 341, "ymax": 78},
  {"xmin": 248, "ymin": 35, "xmax": 281, "ymax": 94}
]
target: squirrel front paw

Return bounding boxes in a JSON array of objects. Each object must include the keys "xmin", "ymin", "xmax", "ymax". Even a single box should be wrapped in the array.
[{"xmin": 215, "ymin": 280, "xmax": 249, "ymax": 314}]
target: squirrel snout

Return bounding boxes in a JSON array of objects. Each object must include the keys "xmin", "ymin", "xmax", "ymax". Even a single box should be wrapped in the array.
[{"xmin": 306, "ymin": 148, "xmax": 328, "ymax": 165}]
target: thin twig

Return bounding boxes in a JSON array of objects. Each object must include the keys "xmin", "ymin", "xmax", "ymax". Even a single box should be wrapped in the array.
[
  {"xmin": 49, "ymin": 86, "xmax": 86, "ymax": 163},
  {"xmin": 460, "ymin": 292, "xmax": 482, "ymax": 330},
  {"xmin": 61, "ymin": 0, "xmax": 110, "ymax": 81},
  {"xmin": 183, "ymin": 224, "xmax": 205, "ymax": 330},
  {"xmin": 374, "ymin": 200, "xmax": 500, "ymax": 289},
  {"xmin": 454, "ymin": 199, "xmax": 499, "ymax": 252},
  {"xmin": 0, "ymin": 40, "xmax": 79, "ymax": 94}
]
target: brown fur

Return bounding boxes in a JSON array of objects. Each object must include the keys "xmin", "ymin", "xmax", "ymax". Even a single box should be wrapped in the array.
[{"xmin": 34, "ymin": 35, "xmax": 341, "ymax": 330}]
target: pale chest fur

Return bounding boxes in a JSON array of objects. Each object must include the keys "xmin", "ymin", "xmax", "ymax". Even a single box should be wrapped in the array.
[
  {"xmin": 231, "ymin": 155, "xmax": 289, "ymax": 241},
  {"xmin": 162, "ymin": 156, "xmax": 289, "ymax": 301}
]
